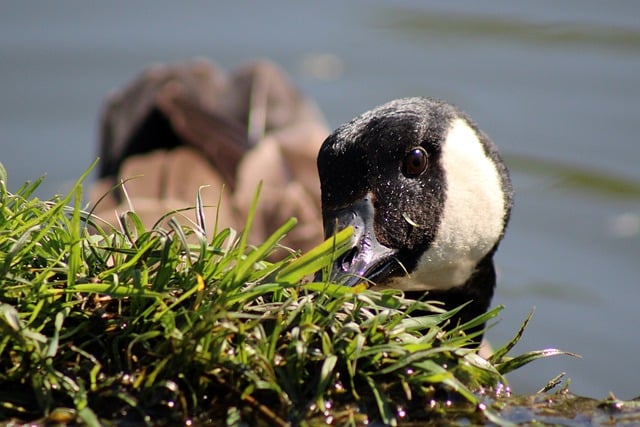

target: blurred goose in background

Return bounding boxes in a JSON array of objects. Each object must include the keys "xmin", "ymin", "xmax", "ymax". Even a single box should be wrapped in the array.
[{"xmin": 90, "ymin": 58, "xmax": 328, "ymax": 254}]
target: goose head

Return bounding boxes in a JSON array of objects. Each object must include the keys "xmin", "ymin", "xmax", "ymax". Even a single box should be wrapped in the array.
[{"xmin": 317, "ymin": 97, "xmax": 513, "ymax": 332}]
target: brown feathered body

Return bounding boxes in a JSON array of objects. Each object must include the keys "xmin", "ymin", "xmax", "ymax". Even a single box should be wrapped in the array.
[{"xmin": 91, "ymin": 59, "xmax": 328, "ymax": 254}]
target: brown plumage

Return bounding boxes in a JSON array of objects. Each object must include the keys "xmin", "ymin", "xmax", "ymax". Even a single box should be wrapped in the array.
[{"xmin": 90, "ymin": 58, "xmax": 328, "ymax": 255}]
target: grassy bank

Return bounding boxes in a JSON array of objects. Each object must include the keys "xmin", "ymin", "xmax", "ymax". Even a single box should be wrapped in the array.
[{"xmin": 0, "ymin": 163, "xmax": 621, "ymax": 426}]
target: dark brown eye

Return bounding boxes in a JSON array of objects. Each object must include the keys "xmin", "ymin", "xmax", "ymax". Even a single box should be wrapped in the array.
[{"xmin": 402, "ymin": 147, "xmax": 428, "ymax": 177}]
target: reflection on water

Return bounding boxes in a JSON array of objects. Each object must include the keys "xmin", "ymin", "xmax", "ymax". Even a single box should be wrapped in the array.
[
  {"xmin": 1, "ymin": 1, "xmax": 639, "ymax": 399},
  {"xmin": 383, "ymin": 8, "xmax": 640, "ymax": 52},
  {"xmin": 505, "ymin": 154, "xmax": 640, "ymax": 200}
]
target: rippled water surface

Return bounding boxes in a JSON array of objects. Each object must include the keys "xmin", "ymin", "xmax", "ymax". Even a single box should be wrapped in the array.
[{"xmin": 1, "ymin": 1, "xmax": 639, "ymax": 400}]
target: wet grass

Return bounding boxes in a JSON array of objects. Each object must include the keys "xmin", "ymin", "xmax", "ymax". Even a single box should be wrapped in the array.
[{"xmin": 0, "ymin": 162, "xmax": 622, "ymax": 426}]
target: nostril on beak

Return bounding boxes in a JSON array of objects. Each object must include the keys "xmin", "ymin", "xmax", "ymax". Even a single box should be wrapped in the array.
[
  {"xmin": 313, "ymin": 246, "xmax": 360, "ymax": 283},
  {"xmin": 339, "ymin": 247, "xmax": 359, "ymax": 272}
]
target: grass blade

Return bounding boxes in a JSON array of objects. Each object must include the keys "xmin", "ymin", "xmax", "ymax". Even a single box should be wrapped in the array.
[{"xmin": 275, "ymin": 226, "xmax": 353, "ymax": 284}]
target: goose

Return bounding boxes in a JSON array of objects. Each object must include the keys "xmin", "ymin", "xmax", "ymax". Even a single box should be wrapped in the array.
[
  {"xmin": 317, "ymin": 97, "xmax": 513, "ymax": 337},
  {"xmin": 90, "ymin": 58, "xmax": 328, "ymax": 255}
]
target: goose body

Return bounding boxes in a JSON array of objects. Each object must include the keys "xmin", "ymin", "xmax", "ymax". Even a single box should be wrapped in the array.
[
  {"xmin": 90, "ymin": 59, "xmax": 328, "ymax": 255},
  {"xmin": 317, "ymin": 97, "xmax": 513, "ymax": 332}
]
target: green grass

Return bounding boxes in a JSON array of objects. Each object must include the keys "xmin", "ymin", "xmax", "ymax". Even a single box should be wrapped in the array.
[{"xmin": 0, "ymin": 163, "xmax": 574, "ymax": 426}]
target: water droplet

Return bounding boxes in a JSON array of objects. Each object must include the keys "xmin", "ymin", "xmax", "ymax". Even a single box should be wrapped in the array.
[
  {"xmin": 298, "ymin": 53, "xmax": 344, "ymax": 81},
  {"xmin": 606, "ymin": 213, "xmax": 640, "ymax": 238},
  {"xmin": 48, "ymin": 408, "xmax": 76, "ymax": 423}
]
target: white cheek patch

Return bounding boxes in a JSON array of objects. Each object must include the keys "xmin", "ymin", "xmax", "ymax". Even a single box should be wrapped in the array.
[{"xmin": 391, "ymin": 119, "xmax": 507, "ymax": 291}]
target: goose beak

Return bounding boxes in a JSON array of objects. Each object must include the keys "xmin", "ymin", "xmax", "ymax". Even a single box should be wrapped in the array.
[{"xmin": 319, "ymin": 196, "xmax": 398, "ymax": 287}]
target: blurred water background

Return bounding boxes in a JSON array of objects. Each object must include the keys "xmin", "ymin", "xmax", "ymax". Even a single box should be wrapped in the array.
[{"xmin": 1, "ymin": 1, "xmax": 639, "ymax": 400}]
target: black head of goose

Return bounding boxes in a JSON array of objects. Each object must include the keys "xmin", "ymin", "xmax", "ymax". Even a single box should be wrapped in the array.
[{"xmin": 317, "ymin": 97, "xmax": 513, "ymax": 338}]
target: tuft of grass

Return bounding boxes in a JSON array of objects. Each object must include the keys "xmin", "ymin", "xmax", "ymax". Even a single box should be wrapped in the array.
[{"xmin": 0, "ymin": 163, "xmax": 574, "ymax": 426}]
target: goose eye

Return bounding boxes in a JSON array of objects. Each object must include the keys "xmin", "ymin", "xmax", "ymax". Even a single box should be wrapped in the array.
[{"xmin": 402, "ymin": 147, "xmax": 428, "ymax": 177}]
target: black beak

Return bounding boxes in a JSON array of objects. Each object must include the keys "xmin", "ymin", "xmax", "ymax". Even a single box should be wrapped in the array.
[{"xmin": 317, "ymin": 196, "xmax": 399, "ymax": 287}]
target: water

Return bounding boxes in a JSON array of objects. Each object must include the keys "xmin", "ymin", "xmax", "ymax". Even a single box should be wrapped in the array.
[{"xmin": 1, "ymin": 1, "xmax": 639, "ymax": 400}]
